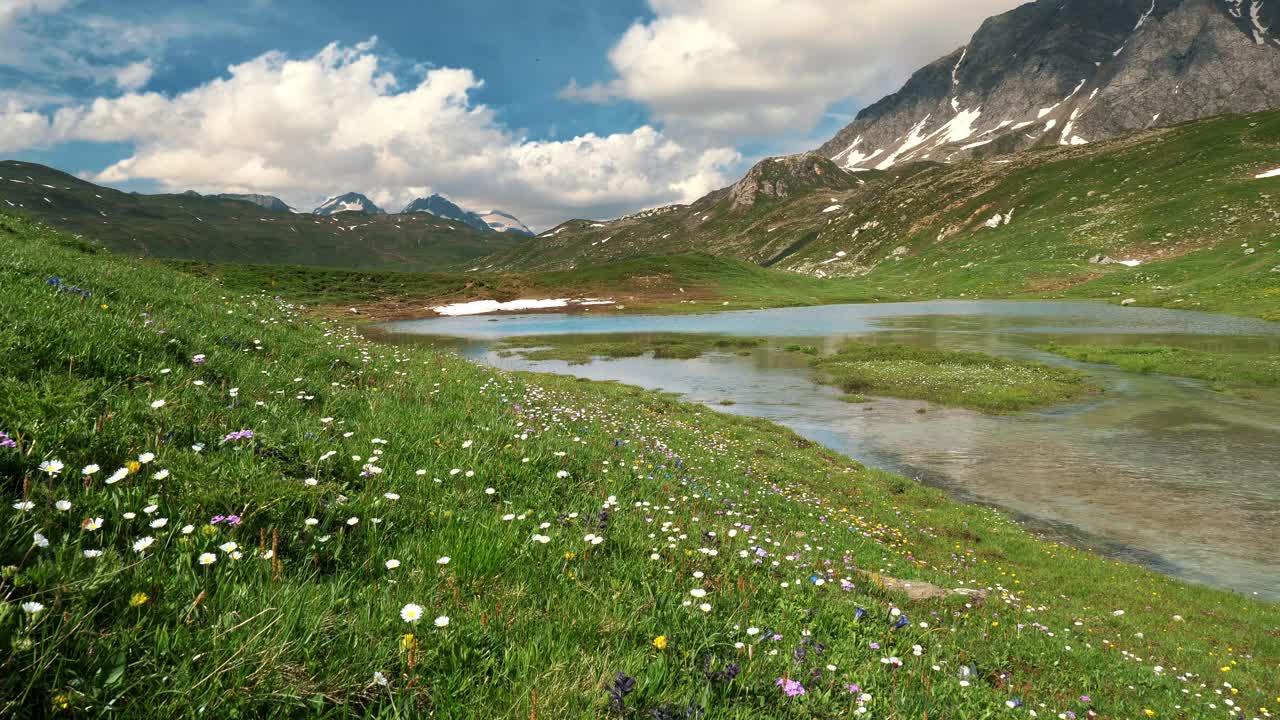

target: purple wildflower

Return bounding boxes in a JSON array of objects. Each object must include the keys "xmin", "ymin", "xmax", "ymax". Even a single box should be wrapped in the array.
[
  {"xmin": 869, "ymin": 642, "xmax": 880, "ymax": 650},
  {"xmin": 210, "ymin": 514, "xmax": 242, "ymax": 527},
  {"xmin": 0, "ymin": 431, "xmax": 16, "ymax": 449},
  {"xmin": 845, "ymin": 683, "xmax": 861, "ymax": 694},
  {"xmin": 222, "ymin": 429, "xmax": 254, "ymax": 443},
  {"xmin": 775, "ymin": 678, "xmax": 805, "ymax": 697}
]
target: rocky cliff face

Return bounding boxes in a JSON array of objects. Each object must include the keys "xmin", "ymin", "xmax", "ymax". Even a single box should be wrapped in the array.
[
  {"xmin": 726, "ymin": 154, "xmax": 857, "ymax": 209},
  {"xmin": 818, "ymin": 0, "xmax": 1280, "ymax": 169}
]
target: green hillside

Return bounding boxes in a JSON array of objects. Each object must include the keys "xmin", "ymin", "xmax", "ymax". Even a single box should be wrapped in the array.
[
  {"xmin": 485, "ymin": 111, "xmax": 1280, "ymax": 318},
  {"xmin": 0, "ymin": 161, "xmax": 525, "ymax": 271},
  {"xmin": 2, "ymin": 210, "xmax": 1279, "ymax": 718}
]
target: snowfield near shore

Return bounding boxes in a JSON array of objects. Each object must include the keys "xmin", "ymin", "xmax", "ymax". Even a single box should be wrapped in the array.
[{"xmin": 431, "ymin": 298, "xmax": 616, "ymax": 316}]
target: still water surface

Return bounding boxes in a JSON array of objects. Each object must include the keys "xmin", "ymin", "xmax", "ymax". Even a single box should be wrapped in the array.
[{"xmin": 382, "ymin": 301, "xmax": 1280, "ymax": 598}]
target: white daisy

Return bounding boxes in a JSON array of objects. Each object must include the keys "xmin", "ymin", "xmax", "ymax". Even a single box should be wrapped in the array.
[{"xmin": 400, "ymin": 603, "xmax": 424, "ymax": 623}]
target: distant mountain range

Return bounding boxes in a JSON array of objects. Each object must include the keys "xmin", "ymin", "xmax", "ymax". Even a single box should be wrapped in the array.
[
  {"xmin": 0, "ymin": 162, "xmax": 526, "ymax": 271},
  {"xmin": 307, "ymin": 191, "xmax": 532, "ymax": 236}
]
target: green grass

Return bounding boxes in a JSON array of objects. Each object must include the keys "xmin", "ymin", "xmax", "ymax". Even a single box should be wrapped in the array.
[
  {"xmin": 812, "ymin": 343, "xmax": 1096, "ymax": 413},
  {"xmin": 167, "ymin": 252, "xmax": 893, "ymax": 315},
  {"xmin": 496, "ymin": 334, "xmax": 764, "ymax": 364},
  {"xmin": 1043, "ymin": 343, "xmax": 1280, "ymax": 389},
  {"xmin": 2, "ymin": 210, "xmax": 1279, "ymax": 718}
]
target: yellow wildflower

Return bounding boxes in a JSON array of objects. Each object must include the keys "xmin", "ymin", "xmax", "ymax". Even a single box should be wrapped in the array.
[
  {"xmin": 400, "ymin": 633, "xmax": 418, "ymax": 651},
  {"xmin": 126, "ymin": 461, "xmax": 140, "ymax": 474},
  {"xmin": 652, "ymin": 635, "xmax": 668, "ymax": 651},
  {"xmin": 129, "ymin": 592, "xmax": 149, "ymax": 607}
]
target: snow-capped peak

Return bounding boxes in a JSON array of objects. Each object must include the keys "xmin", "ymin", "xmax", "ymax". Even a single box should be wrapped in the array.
[{"xmin": 313, "ymin": 192, "xmax": 385, "ymax": 216}]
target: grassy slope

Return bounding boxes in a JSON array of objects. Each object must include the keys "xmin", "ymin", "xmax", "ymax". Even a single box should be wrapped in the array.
[
  {"xmin": 2, "ymin": 217, "xmax": 1279, "ymax": 718},
  {"xmin": 0, "ymin": 161, "xmax": 524, "ymax": 272},
  {"xmin": 169, "ymin": 253, "xmax": 891, "ymax": 318},
  {"xmin": 478, "ymin": 112, "xmax": 1280, "ymax": 320}
]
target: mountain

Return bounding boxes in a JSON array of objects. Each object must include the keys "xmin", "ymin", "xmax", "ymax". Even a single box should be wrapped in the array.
[
  {"xmin": 0, "ymin": 161, "xmax": 526, "ymax": 271},
  {"xmin": 818, "ymin": 0, "xmax": 1280, "ymax": 170},
  {"xmin": 480, "ymin": 109, "xmax": 1280, "ymax": 317},
  {"xmin": 402, "ymin": 194, "xmax": 490, "ymax": 232},
  {"xmin": 478, "ymin": 210, "xmax": 534, "ymax": 236},
  {"xmin": 313, "ymin": 192, "xmax": 385, "ymax": 216},
  {"xmin": 215, "ymin": 193, "xmax": 293, "ymax": 213}
]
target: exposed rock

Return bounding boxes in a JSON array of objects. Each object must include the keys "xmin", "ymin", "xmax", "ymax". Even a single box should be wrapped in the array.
[
  {"xmin": 819, "ymin": 0, "xmax": 1280, "ymax": 170},
  {"xmin": 1089, "ymin": 254, "xmax": 1117, "ymax": 264},
  {"xmin": 1121, "ymin": 297, "xmax": 1138, "ymax": 305},
  {"xmin": 727, "ymin": 153, "xmax": 857, "ymax": 209}
]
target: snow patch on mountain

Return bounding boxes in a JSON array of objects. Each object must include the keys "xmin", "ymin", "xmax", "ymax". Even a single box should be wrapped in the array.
[
  {"xmin": 313, "ymin": 193, "xmax": 384, "ymax": 216},
  {"xmin": 478, "ymin": 210, "xmax": 534, "ymax": 236}
]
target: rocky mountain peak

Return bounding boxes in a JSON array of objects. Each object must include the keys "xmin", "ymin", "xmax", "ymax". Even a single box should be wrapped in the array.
[
  {"xmin": 313, "ymin": 192, "xmax": 385, "ymax": 216},
  {"xmin": 818, "ymin": 0, "xmax": 1280, "ymax": 169}
]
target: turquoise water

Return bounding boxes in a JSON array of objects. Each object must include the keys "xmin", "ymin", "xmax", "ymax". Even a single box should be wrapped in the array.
[{"xmin": 381, "ymin": 301, "xmax": 1280, "ymax": 598}]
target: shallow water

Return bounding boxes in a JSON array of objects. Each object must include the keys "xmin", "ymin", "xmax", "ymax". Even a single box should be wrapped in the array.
[{"xmin": 381, "ymin": 301, "xmax": 1280, "ymax": 599}]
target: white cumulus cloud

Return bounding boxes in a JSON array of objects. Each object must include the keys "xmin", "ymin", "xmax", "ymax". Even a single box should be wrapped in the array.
[
  {"xmin": 563, "ymin": 0, "xmax": 1021, "ymax": 141},
  {"xmin": 2, "ymin": 39, "xmax": 737, "ymax": 229}
]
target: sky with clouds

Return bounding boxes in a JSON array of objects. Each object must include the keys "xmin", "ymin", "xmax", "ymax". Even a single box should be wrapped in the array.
[{"xmin": 0, "ymin": 0, "xmax": 1021, "ymax": 229}]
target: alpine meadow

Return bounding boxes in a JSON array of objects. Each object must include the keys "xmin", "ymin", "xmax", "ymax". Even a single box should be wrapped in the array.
[{"xmin": 2, "ymin": 0, "xmax": 1279, "ymax": 718}]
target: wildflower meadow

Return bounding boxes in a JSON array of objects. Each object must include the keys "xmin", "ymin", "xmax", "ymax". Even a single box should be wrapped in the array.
[{"xmin": 1, "ymin": 211, "xmax": 1277, "ymax": 717}]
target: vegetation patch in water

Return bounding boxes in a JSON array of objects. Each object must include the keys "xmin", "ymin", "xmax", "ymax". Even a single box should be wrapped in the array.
[
  {"xmin": 812, "ymin": 342, "xmax": 1094, "ymax": 413},
  {"xmin": 496, "ymin": 333, "xmax": 763, "ymax": 364},
  {"xmin": 1043, "ymin": 343, "xmax": 1280, "ymax": 390}
]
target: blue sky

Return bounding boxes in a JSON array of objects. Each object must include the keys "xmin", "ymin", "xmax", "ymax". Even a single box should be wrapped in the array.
[{"xmin": 0, "ymin": 0, "xmax": 1016, "ymax": 228}]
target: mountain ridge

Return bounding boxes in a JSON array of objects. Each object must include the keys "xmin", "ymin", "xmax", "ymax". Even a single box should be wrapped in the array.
[
  {"xmin": 0, "ymin": 160, "xmax": 527, "ymax": 271},
  {"xmin": 817, "ymin": 0, "xmax": 1280, "ymax": 170}
]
